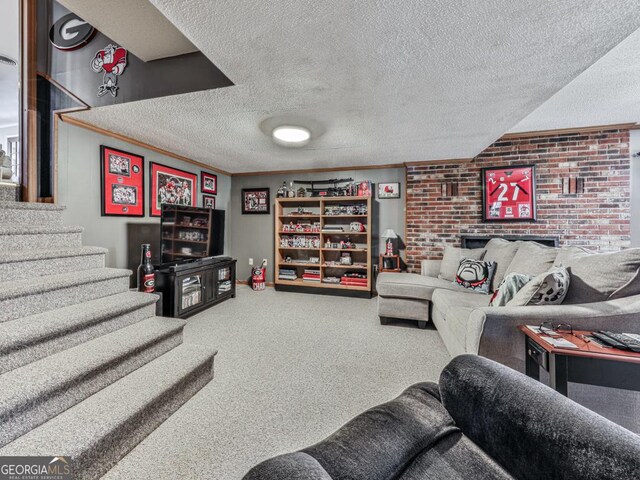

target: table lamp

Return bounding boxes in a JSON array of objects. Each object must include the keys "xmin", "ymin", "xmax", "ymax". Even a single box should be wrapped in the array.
[{"xmin": 382, "ymin": 229, "xmax": 397, "ymax": 255}]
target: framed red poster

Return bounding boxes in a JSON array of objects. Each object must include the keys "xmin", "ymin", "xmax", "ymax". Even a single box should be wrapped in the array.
[
  {"xmin": 149, "ymin": 162, "xmax": 197, "ymax": 217},
  {"xmin": 100, "ymin": 146, "xmax": 144, "ymax": 216},
  {"xmin": 482, "ymin": 165, "xmax": 536, "ymax": 222}
]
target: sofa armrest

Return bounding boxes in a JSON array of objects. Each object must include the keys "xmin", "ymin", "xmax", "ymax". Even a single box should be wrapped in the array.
[
  {"xmin": 466, "ymin": 295, "xmax": 640, "ymax": 372},
  {"xmin": 440, "ymin": 355, "xmax": 640, "ymax": 480},
  {"xmin": 421, "ymin": 260, "xmax": 441, "ymax": 277},
  {"xmin": 301, "ymin": 382, "xmax": 457, "ymax": 480},
  {"xmin": 244, "ymin": 452, "xmax": 334, "ymax": 480}
]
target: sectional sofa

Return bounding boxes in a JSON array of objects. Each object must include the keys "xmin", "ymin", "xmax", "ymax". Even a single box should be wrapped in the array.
[{"xmin": 376, "ymin": 237, "xmax": 640, "ymax": 373}]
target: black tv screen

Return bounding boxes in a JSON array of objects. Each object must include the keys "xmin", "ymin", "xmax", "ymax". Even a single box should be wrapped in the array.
[{"xmin": 160, "ymin": 204, "xmax": 225, "ymax": 264}]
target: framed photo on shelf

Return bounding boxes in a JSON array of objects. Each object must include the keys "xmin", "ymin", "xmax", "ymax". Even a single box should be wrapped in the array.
[
  {"xmin": 242, "ymin": 188, "xmax": 270, "ymax": 214},
  {"xmin": 202, "ymin": 194, "xmax": 216, "ymax": 209},
  {"xmin": 481, "ymin": 164, "xmax": 536, "ymax": 222},
  {"xmin": 201, "ymin": 171, "xmax": 217, "ymax": 194},
  {"xmin": 149, "ymin": 162, "xmax": 197, "ymax": 217},
  {"xmin": 378, "ymin": 182, "xmax": 401, "ymax": 199},
  {"xmin": 99, "ymin": 145, "xmax": 144, "ymax": 216}
]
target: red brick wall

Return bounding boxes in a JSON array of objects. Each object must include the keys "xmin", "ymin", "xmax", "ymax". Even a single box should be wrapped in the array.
[{"xmin": 405, "ymin": 128, "xmax": 631, "ymax": 273}]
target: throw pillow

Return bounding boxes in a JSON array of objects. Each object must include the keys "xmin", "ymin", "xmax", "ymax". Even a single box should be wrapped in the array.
[
  {"xmin": 554, "ymin": 247, "xmax": 640, "ymax": 304},
  {"xmin": 454, "ymin": 258, "xmax": 497, "ymax": 295},
  {"xmin": 483, "ymin": 238, "xmax": 521, "ymax": 292},
  {"xmin": 489, "ymin": 272, "xmax": 533, "ymax": 307},
  {"xmin": 439, "ymin": 246, "xmax": 486, "ymax": 281},
  {"xmin": 505, "ymin": 241, "xmax": 559, "ymax": 277},
  {"xmin": 507, "ymin": 267, "xmax": 570, "ymax": 306}
]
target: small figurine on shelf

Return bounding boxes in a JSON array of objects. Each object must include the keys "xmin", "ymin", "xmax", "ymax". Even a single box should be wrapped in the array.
[
  {"xmin": 345, "ymin": 236, "xmax": 353, "ymax": 249},
  {"xmin": 325, "ymin": 237, "xmax": 332, "ymax": 248},
  {"xmin": 284, "ymin": 256, "xmax": 292, "ymax": 263},
  {"xmin": 287, "ymin": 181, "xmax": 295, "ymax": 198},
  {"xmin": 297, "ymin": 187, "xmax": 307, "ymax": 197},
  {"xmin": 277, "ymin": 182, "xmax": 288, "ymax": 198}
]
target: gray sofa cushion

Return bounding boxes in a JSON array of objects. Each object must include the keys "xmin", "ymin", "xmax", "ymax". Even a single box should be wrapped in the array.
[
  {"xmin": 377, "ymin": 272, "xmax": 465, "ymax": 301},
  {"xmin": 505, "ymin": 241, "xmax": 558, "ymax": 277},
  {"xmin": 439, "ymin": 246, "xmax": 485, "ymax": 282},
  {"xmin": 399, "ymin": 431, "xmax": 514, "ymax": 479},
  {"xmin": 483, "ymin": 239, "xmax": 521, "ymax": 291},
  {"xmin": 554, "ymin": 247, "xmax": 640, "ymax": 304}
]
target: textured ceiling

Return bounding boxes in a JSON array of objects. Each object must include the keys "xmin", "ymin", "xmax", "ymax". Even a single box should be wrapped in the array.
[
  {"xmin": 57, "ymin": 0, "xmax": 197, "ymax": 61},
  {"xmin": 511, "ymin": 28, "xmax": 640, "ymax": 132},
  {"xmin": 67, "ymin": 1, "xmax": 640, "ymax": 173},
  {"xmin": 0, "ymin": 0, "xmax": 19, "ymax": 129}
]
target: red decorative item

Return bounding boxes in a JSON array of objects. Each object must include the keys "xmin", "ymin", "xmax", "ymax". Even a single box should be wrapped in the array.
[
  {"xmin": 91, "ymin": 44, "xmax": 128, "ymax": 97},
  {"xmin": 201, "ymin": 172, "xmax": 218, "ymax": 194},
  {"xmin": 252, "ymin": 266, "xmax": 266, "ymax": 291},
  {"xmin": 386, "ymin": 238, "xmax": 394, "ymax": 256},
  {"xmin": 100, "ymin": 146, "xmax": 144, "ymax": 217},
  {"xmin": 149, "ymin": 162, "xmax": 197, "ymax": 217},
  {"xmin": 482, "ymin": 165, "xmax": 536, "ymax": 222}
]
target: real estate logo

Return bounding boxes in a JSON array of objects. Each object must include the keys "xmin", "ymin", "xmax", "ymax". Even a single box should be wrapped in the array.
[{"xmin": 0, "ymin": 456, "xmax": 73, "ymax": 480}]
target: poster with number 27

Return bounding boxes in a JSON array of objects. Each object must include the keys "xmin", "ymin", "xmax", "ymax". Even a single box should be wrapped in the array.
[{"xmin": 482, "ymin": 165, "xmax": 536, "ymax": 222}]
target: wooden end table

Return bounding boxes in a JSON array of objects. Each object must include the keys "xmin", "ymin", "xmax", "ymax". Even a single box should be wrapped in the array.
[
  {"xmin": 379, "ymin": 254, "xmax": 401, "ymax": 273},
  {"xmin": 518, "ymin": 325, "xmax": 640, "ymax": 396}
]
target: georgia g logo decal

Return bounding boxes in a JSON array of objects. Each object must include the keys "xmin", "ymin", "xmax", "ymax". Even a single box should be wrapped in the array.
[{"xmin": 91, "ymin": 44, "xmax": 128, "ymax": 97}]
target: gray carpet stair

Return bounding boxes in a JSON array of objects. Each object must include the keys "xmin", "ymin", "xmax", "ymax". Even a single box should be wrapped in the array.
[
  {"xmin": 0, "ymin": 246, "xmax": 107, "ymax": 281},
  {"xmin": 0, "ymin": 267, "xmax": 131, "ymax": 322},
  {"xmin": 0, "ymin": 344, "xmax": 216, "ymax": 480},
  {"xmin": 0, "ymin": 316, "xmax": 187, "ymax": 447},
  {"xmin": 0, "ymin": 291, "xmax": 158, "ymax": 374},
  {"xmin": 0, "ymin": 183, "xmax": 19, "ymax": 202},
  {"xmin": 0, "ymin": 200, "xmax": 64, "ymax": 224},
  {"xmin": 0, "ymin": 200, "xmax": 216, "ymax": 479},
  {"xmin": 0, "ymin": 224, "xmax": 83, "ymax": 250}
]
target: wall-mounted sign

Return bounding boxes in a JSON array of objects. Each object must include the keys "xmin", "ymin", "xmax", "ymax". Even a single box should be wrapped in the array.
[
  {"xmin": 481, "ymin": 164, "xmax": 536, "ymax": 222},
  {"xmin": 91, "ymin": 44, "xmax": 128, "ymax": 97},
  {"xmin": 49, "ymin": 13, "xmax": 96, "ymax": 51}
]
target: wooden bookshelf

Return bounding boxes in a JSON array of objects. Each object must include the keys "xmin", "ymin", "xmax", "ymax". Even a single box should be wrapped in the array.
[{"xmin": 275, "ymin": 196, "xmax": 372, "ymax": 297}]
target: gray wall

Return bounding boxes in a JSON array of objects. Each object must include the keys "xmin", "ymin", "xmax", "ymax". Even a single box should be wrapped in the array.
[
  {"xmin": 631, "ymin": 129, "xmax": 640, "ymax": 247},
  {"xmin": 230, "ymin": 169, "xmax": 406, "ymax": 282},
  {"xmin": 57, "ymin": 121, "xmax": 231, "ymax": 269}
]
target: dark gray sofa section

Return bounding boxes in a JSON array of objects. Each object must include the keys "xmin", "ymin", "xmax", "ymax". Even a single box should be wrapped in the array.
[{"xmin": 244, "ymin": 355, "xmax": 640, "ymax": 480}]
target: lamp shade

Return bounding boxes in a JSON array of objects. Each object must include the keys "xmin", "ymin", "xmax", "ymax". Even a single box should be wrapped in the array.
[{"xmin": 382, "ymin": 229, "xmax": 397, "ymax": 239}]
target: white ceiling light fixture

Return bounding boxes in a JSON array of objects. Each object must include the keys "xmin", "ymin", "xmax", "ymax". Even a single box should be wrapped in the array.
[{"xmin": 272, "ymin": 125, "xmax": 311, "ymax": 147}]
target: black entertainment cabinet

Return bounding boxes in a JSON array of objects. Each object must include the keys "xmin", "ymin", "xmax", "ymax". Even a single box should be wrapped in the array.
[{"xmin": 154, "ymin": 256, "xmax": 236, "ymax": 319}]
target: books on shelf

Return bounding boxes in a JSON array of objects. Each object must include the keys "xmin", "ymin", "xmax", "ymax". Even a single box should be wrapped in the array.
[
  {"xmin": 279, "ymin": 268, "xmax": 298, "ymax": 281},
  {"xmin": 302, "ymin": 268, "xmax": 321, "ymax": 282}
]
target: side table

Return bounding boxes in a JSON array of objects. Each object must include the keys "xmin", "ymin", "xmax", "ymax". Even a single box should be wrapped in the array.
[
  {"xmin": 518, "ymin": 325, "xmax": 640, "ymax": 395},
  {"xmin": 379, "ymin": 254, "xmax": 401, "ymax": 273}
]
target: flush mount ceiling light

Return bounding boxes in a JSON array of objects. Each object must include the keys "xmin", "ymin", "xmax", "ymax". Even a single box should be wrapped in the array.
[
  {"xmin": 272, "ymin": 125, "xmax": 311, "ymax": 147},
  {"xmin": 0, "ymin": 55, "xmax": 17, "ymax": 66}
]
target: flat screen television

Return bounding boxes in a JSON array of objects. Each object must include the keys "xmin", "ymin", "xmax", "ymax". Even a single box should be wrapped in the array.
[{"xmin": 160, "ymin": 204, "xmax": 225, "ymax": 264}]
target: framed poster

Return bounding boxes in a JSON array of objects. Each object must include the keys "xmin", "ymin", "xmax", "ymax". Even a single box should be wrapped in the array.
[
  {"xmin": 242, "ymin": 188, "xmax": 270, "ymax": 214},
  {"xmin": 482, "ymin": 165, "xmax": 536, "ymax": 222},
  {"xmin": 202, "ymin": 194, "xmax": 216, "ymax": 209},
  {"xmin": 378, "ymin": 182, "xmax": 401, "ymax": 199},
  {"xmin": 149, "ymin": 162, "xmax": 197, "ymax": 217},
  {"xmin": 201, "ymin": 172, "xmax": 217, "ymax": 194},
  {"xmin": 100, "ymin": 146, "xmax": 144, "ymax": 216}
]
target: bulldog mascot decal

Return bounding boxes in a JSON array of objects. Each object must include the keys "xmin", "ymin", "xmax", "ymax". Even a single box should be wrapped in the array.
[{"xmin": 91, "ymin": 44, "xmax": 128, "ymax": 97}]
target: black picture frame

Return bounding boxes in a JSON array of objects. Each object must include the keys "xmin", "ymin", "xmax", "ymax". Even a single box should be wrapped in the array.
[
  {"xmin": 481, "ymin": 164, "xmax": 537, "ymax": 222},
  {"xmin": 242, "ymin": 188, "xmax": 270, "ymax": 214},
  {"xmin": 201, "ymin": 171, "xmax": 218, "ymax": 194},
  {"xmin": 100, "ymin": 145, "xmax": 145, "ymax": 217},
  {"xmin": 202, "ymin": 194, "xmax": 216, "ymax": 209}
]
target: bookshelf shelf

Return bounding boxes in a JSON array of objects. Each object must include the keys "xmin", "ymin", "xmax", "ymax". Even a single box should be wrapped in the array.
[{"xmin": 274, "ymin": 196, "xmax": 372, "ymax": 297}]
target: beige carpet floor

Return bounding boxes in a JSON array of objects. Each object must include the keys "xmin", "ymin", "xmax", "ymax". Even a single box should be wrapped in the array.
[{"xmin": 102, "ymin": 286, "xmax": 451, "ymax": 479}]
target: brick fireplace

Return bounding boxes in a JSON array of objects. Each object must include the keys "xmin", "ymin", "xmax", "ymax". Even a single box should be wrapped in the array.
[{"xmin": 405, "ymin": 128, "xmax": 631, "ymax": 273}]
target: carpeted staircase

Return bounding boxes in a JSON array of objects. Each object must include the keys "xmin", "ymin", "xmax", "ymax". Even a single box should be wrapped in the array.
[{"xmin": 0, "ymin": 198, "xmax": 217, "ymax": 480}]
